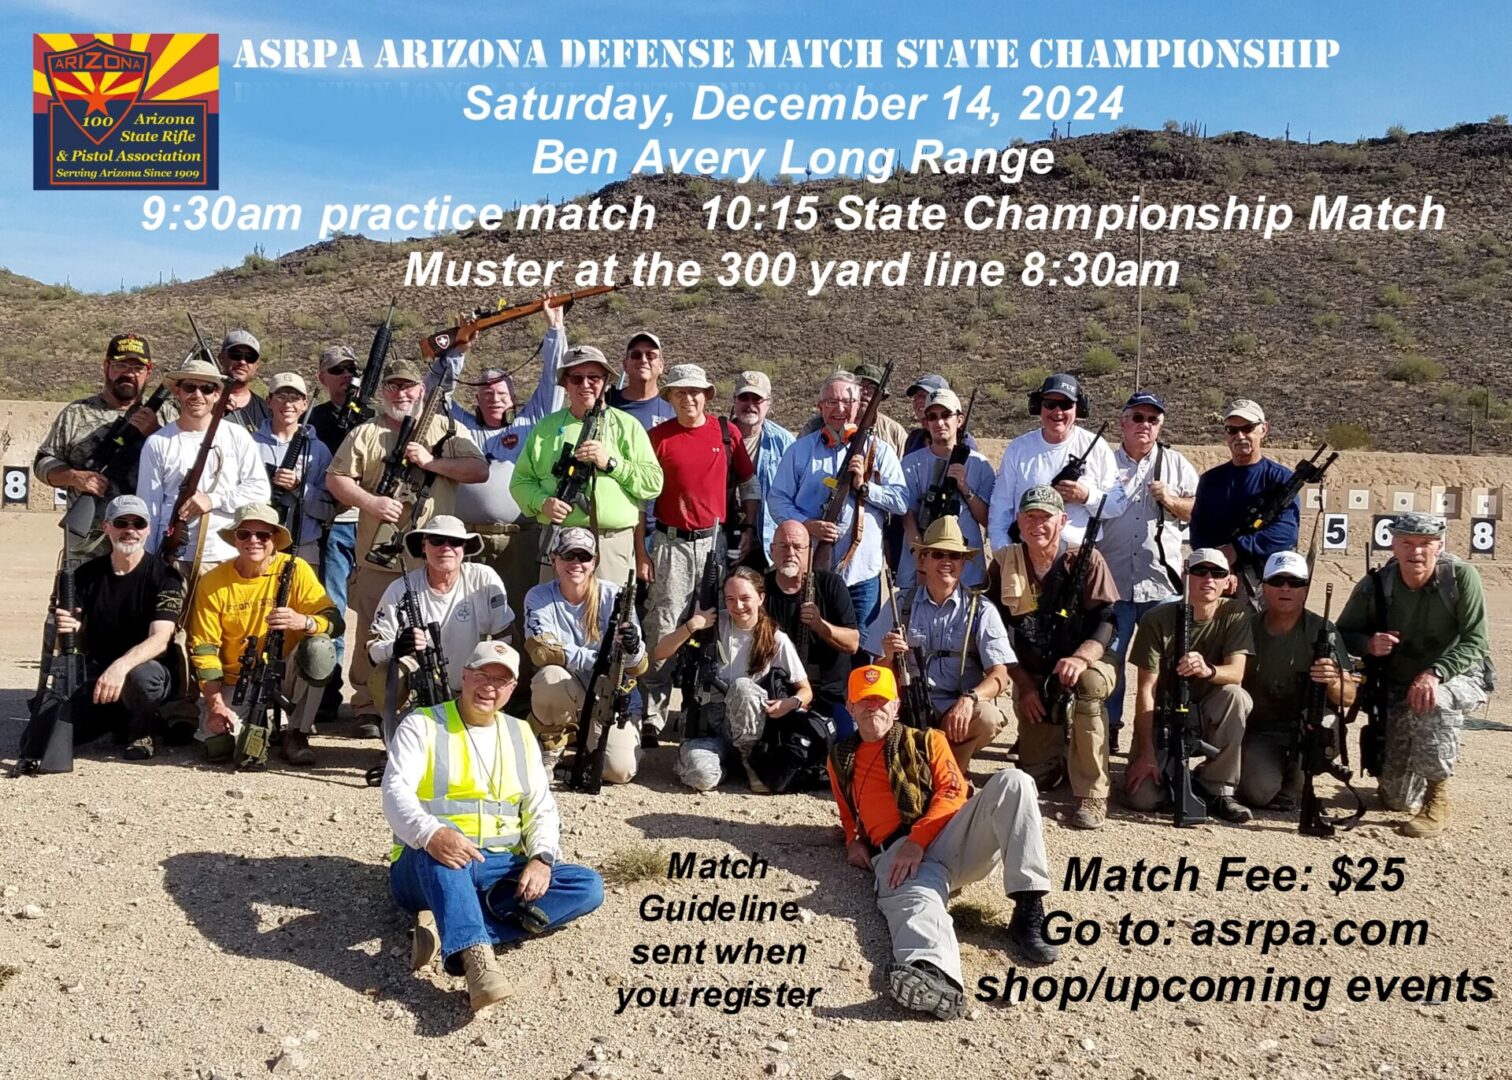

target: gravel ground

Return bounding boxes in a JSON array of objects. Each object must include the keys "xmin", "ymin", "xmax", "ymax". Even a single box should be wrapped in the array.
[{"xmin": 1, "ymin": 512, "xmax": 1509, "ymax": 1080}]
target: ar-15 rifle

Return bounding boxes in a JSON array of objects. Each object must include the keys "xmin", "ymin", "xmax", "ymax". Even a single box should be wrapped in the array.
[
  {"xmin": 1230, "ymin": 443, "xmax": 1339, "ymax": 601},
  {"xmin": 268, "ymin": 422, "xmax": 312, "ymax": 532},
  {"xmin": 1039, "ymin": 497, "xmax": 1108, "ymax": 722},
  {"xmin": 334, "ymin": 299, "xmax": 396, "ymax": 440},
  {"xmin": 1344, "ymin": 549, "xmax": 1393, "ymax": 779},
  {"xmin": 1292, "ymin": 584, "xmax": 1367, "ymax": 837},
  {"xmin": 418, "ymin": 285, "xmax": 622, "ymax": 361},
  {"xmin": 570, "ymin": 569, "xmax": 640, "ymax": 794},
  {"xmin": 399, "ymin": 568, "xmax": 450, "ymax": 709},
  {"xmin": 538, "ymin": 388, "xmax": 607, "ymax": 564},
  {"xmin": 12, "ymin": 565, "xmax": 86, "ymax": 776},
  {"xmin": 1050, "ymin": 421, "xmax": 1111, "ymax": 487},
  {"xmin": 60, "ymin": 382, "xmax": 173, "ymax": 546},
  {"xmin": 918, "ymin": 388, "xmax": 977, "ymax": 530},
  {"xmin": 160, "ymin": 315, "xmax": 232, "ymax": 565},
  {"xmin": 1155, "ymin": 578, "xmax": 1218, "ymax": 827},
  {"xmin": 673, "ymin": 531, "xmax": 729, "ymax": 739},
  {"xmin": 365, "ymin": 371, "xmax": 454, "ymax": 569},
  {"xmin": 884, "ymin": 568, "xmax": 933, "ymax": 730},
  {"xmin": 232, "ymin": 551, "xmax": 299, "ymax": 770},
  {"xmin": 814, "ymin": 360, "xmax": 893, "ymax": 571}
]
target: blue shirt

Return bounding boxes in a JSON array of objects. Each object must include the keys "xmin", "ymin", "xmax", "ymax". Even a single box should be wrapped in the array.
[
  {"xmin": 747, "ymin": 420, "xmax": 796, "ymax": 558},
  {"xmin": 1189, "ymin": 458, "xmax": 1299, "ymax": 571},
  {"xmin": 894, "ymin": 584, "xmax": 1015, "ymax": 711},
  {"xmin": 768, "ymin": 429, "xmax": 909, "ymax": 586},
  {"xmin": 522, "ymin": 578, "xmax": 646, "ymax": 680},
  {"xmin": 253, "ymin": 422, "xmax": 334, "ymax": 547},
  {"xmin": 898, "ymin": 445, "xmax": 996, "ymax": 593}
]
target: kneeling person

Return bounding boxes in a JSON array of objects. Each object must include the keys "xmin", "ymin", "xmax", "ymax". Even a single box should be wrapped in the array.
[
  {"xmin": 523, "ymin": 528, "xmax": 648, "ymax": 783},
  {"xmin": 829, "ymin": 665, "xmax": 1057, "ymax": 1021},
  {"xmin": 186, "ymin": 504, "xmax": 342, "ymax": 766},
  {"xmin": 384, "ymin": 641, "xmax": 605, "ymax": 1012}
]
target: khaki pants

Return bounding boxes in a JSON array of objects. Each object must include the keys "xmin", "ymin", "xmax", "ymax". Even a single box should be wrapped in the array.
[
  {"xmin": 934, "ymin": 694, "xmax": 1010, "ymax": 773},
  {"xmin": 642, "ymin": 531, "xmax": 717, "ymax": 733},
  {"xmin": 871, "ymin": 769, "xmax": 1052, "ymax": 989},
  {"xmin": 528, "ymin": 664, "xmax": 640, "ymax": 784},
  {"xmin": 1122, "ymin": 683, "xmax": 1251, "ymax": 810},
  {"xmin": 348, "ymin": 564, "xmax": 400, "ymax": 716},
  {"xmin": 540, "ymin": 526, "xmax": 635, "ymax": 587},
  {"xmin": 1015, "ymin": 660, "xmax": 1117, "ymax": 799},
  {"xmin": 195, "ymin": 664, "xmax": 322, "ymax": 740}
]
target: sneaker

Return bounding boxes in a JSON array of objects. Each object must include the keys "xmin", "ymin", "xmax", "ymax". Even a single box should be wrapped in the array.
[
  {"xmin": 282, "ymin": 730, "xmax": 317, "ymax": 767},
  {"xmin": 123, "ymin": 737, "xmax": 155, "ymax": 761},
  {"xmin": 886, "ymin": 961, "xmax": 965, "ymax": 1020},
  {"xmin": 741, "ymin": 755, "xmax": 771, "ymax": 795},
  {"xmin": 355, "ymin": 715, "xmax": 383, "ymax": 740},
  {"xmin": 539, "ymin": 747, "xmax": 563, "ymax": 776},
  {"xmin": 462, "ymin": 944, "xmax": 513, "ymax": 1012},
  {"xmin": 411, "ymin": 910, "xmax": 440, "ymax": 971},
  {"xmin": 1209, "ymin": 794, "xmax": 1254, "ymax": 825},
  {"xmin": 1007, "ymin": 892, "xmax": 1060, "ymax": 965},
  {"xmin": 1068, "ymin": 797, "xmax": 1107, "ymax": 830}
]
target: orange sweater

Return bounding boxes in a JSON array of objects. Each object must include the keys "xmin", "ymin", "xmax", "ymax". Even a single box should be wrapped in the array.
[{"xmin": 827, "ymin": 729, "xmax": 969, "ymax": 852}]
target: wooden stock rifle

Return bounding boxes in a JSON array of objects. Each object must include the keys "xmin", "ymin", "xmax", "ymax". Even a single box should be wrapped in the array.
[
  {"xmin": 159, "ymin": 314, "xmax": 231, "ymax": 565},
  {"xmin": 813, "ymin": 360, "xmax": 893, "ymax": 571}
]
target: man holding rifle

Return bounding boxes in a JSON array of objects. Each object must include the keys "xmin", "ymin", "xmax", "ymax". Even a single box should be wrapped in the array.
[
  {"xmin": 1123, "ymin": 549, "xmax": 1254, "ymax": 824},
  {"xmin": 327, "ymin": 358, "xmax": 487, "ymax": 737},
  {"xmin": 253, "ymin": 373, "xmax": 332, "ymax": 565},
  {"xmin": 899, "ymin": 386, "xmax": 994, "ymax": 596},
  {"xmin": 35, "ymin": 333, "xmax": 168, "ymax": 558}
]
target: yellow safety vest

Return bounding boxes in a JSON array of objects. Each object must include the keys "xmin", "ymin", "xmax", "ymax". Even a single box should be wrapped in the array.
[{"xmin": 389, "ymin": 701, "xmax": 541, "ymax": 863}]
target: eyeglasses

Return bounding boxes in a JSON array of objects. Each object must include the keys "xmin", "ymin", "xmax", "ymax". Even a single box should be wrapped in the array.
[
  {"xmin": 1188, "ymin": 566, "xmax": 1228, "ymax": 579},
  {"xmin": 627, "ymin": 349, "xmax": 659, "ymax": 360},
  {"xmin": 819, "ymin": 398, "xmax": 854, "ymax": 408},
  {"xmin": 424, "ymin": 536, "xmax": 466, "ymax": 548},
  {"xmin": 235, "ymin": 528, "xmax": 275, "ymax": 542},
  {"xmin": 1265, "ymin": 576, "xmax": 1308, "ymax": 589},
  {"xmin": 179, "ymin": 382, "xmax": 219, "ymax": 396},
  {"xmin": 736, "ymin": 393, "xmax": 766, "ymax": 405},
  {"xmin": 924, "ymin": 549, "xmax": 965, "ymax": 561},
  {"xmin": 1040, "ymin": 398, "xmax": 1075, "ymax": 413},
  {"xmin": 1224, "ymin": 423, "xmax": 1257, "ymax": 436},
  {"xmin": 326, "ymin": 364, "xmax": 357, "ymax": 377},
  {"xmin": 566, "ymin": 372, "xmax": 606, "ymax": 386},
  {"xmin": 383, "ymin": 380, "xmax": 420, "ymax": 393},
  {"xmin": 471, "ymin": 671, "xmax": 517, "ymax": 687},
  {"xmin": 111, "ymin": 516, "xmax": 148, "ymax": 530},
  {"xmin": 270, "ymin": 390, "xmax": 306, "ymax": 402},
  {"xmin": 1127, "ymin": 412, "xmax": 1163, "ymax": 425},
  {"xmin": 556, "ymin": 550, "xmax": 594, "ymax": 563},
  {"xmin": 924, "ymin": 410, "xmax": 956, "ymax": 423}
]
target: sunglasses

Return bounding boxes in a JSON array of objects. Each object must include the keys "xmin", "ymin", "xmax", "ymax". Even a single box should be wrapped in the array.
[
  {"xmin": 1041, "ymin": 398, "xmax": 1075, "ymax": 412},
  {"xmin": 924, "ymin": 549, "xmax": 965, "ymax": 561},
  {"xmin": 1266, "ymin": 576, "xmax": 1308, "ymax": 589},
  {"xmin": 627, "ymin": 349, "xmax": 659, "ymax": 359},
  {"xmin": 556, "ymin": 550, "xmax": 594, "ymax": 563},
  {"xmin": 179, "ymin": 382, "xmax": 219, "ymax": 396},
  {"xmin": 1188, "ymin": 566, "xmax": 1228, "ymax": 578},
  {"xmin": 736, "ymin": 393, "xmax": 766, "ymax": 404},
  {"xmin": 1224, "ymin": 422, "xmax": 1257, "ymax": 436},
  {"xmin": 1128, "ymin": 412, "xmax": 1163, "ymax": 425},
  {"xmin": 566, "ymin": 372, "xmax": 606, "ymax": 386},
  {"xmin": 326, "ymin": 364, "xmax": 357, "ymax": 377},
  {"xmin": 424, "ymin": 536, "xmax": 466, "ymax": 548},
  {"xmin": 225, "ymin": 350, "xmax": 258, "ymax": 362},
  {"xmin": 111, "ymin": 516, "xmax": 148, "ymax": 530},
  {"xmin": 235, "ymin": 528, "xmax": 275, "ymax": 542},
  {"xmin": 924, "ymin": 410, "xmax": 956, "ymax": 423}
]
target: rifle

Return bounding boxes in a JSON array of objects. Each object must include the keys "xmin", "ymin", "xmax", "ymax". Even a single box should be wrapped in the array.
[
  {"xmin": 918, "ymin": 388, "xmax": 977, "ymax": 529},
  {"xmin": 814, "ymin": 360, "xmax": 893, "ymax": 570},
  {"xmin": 793, "ymin": 571, "xmax": 817, "ymax": 676},
  {"xmin": 569, "ymin": 569, "xmax": 640, "ymax": 794},
  {"xmin": 60, "ymin": 382, "xmax": 173, "ymax": 545},
  {"xmin": 1294, "ymin": 584, "xmax": 1367, "ymax": 837},
  {"xmin": 12, "ymin": 565, "xmax": 86, "ymax": 775},
  {"xmin": 419, "ymin": 285, "xmax": 622, "ymax": 361},
  {"xmin": 269, "ymin": 423, "xmax": 312, "ymax": 531},
  {"xmin": 233, "ymin": 552, "xmax": 298, "ymax": 770},
  {"xmin": 159, "ymin": 316, "xmax": 231, "ymax": 565},
  {"xmin": 1050, "ymin": 421, "xmax": 1110, "ymax": 487},
  {"xmin": 1038, "ymin": 497, "xmax": 1108, "ymax": 722},
  {"xmin": 365, "ymin": 372, "xmax": 454, "ymax": 569},
  {"xmin": 673, "ymin": 531, "xmax": 729, "ymax": 738},
  {"xmin": 884, "ymin": 569, "xmax": 933, "ymax": 730},
  {"xmin": 399, "ymin": 568, "xmax": 451, "ymax": 708},
  {"xmin": 538, "ymin": 388, "xmax": 608, "ymax": 564},
  {"xmin": 1349, "ymin": 552, "xmax": 1392, "ymax": 779},
  {"xmin": 1154, "ymin": 578, "xmax": 1217, "ymax": 827},
  {"xmin": 1230, "ymin": 443, "xmax": 1339, "ymax": 601},
  {"xmin": 334, "ymin": 299, "xmax": 396, "ymax": 440}
]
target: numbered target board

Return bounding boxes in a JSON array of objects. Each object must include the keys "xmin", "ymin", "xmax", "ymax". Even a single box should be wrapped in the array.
[
  {"xmin": 2, "ymin": 466, "xmax": 28, "ymax": 506},
  {"xmin": 1371, "ymin": 515, "xmax": 1395, "ymax": 552},
  {"xmin": 1322, "ymin": 513, "xmax": 1349, "ymax": 552},
  {"xmin": 1470, "ymin": 518, "xmax": 1497, "ymax": 557}
]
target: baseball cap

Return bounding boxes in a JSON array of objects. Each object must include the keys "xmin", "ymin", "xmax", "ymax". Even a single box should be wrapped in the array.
[
  {"xmin": 383, "ymin": 359, "xmax": 425, "ymax": 385},
  {"xmin": 1123, "ymin": 390, "xmax": 1166, "ymax": 413},
  {"xmin": 626, "ymin": 331, "xmax": 662, "ymax": 352},
  {"xmin": 266, "ymin": 372, "xmax": 309, "ymax": 397},
  {"xmin": 104, "ymin": 494, "xmax": 150, "ymax": 521},
  {"xmin": 1262, "ymin": 550, "xmax": 1310, "ymax": 582},
  {"xmin": 319, "ymin": 345, "xmax": 357, "ymax": 372},
  {"xmin": 554, "ymin": 526, "xmax": 597, "ymax": 556},
  {"xmin": 1224, "ymin": 399, "xmax": 1266, "ymax": 424},
  {"xmin": 734, "ymin": 370, "xmax": 772, "ymax": 400},
  {"xmin": 1188, "ymin": 548, "xmax": 1231, "ymax": 573},
  {"xmin": 923, "ymin": 387, "xmax": 963, "ymax": 415},
  {"xmin": 1391, "ymin": 512, "xmax": 1447, "ymax": 537},
  {"xmin": 106, "ymin": 333, "xmax": 151, "ymax": 363},
  {"xmin": 1018, "ymin": 485, "xmax": 1065, "ymax": 515},
  {"xmin": 463, "ymin": 639, "xmax": 520, "ymax": 678},
  {"xmin": 852, "ymin": 362, "xmax": 887, "ymax": 387},
  {"xmin": 1037, "ymin": 373, "xmax": 1082, "ymax": 402},
  {"xmin": 907, "ymin": 373, "xmax": 948, "ymax": 397},
  {"xmin": 847, "ymin": 664, "xmax": 899, "ymax": 705},
  {"xmin": 220, "ymin": 329, "xmax": 261, "ymax": 359}
]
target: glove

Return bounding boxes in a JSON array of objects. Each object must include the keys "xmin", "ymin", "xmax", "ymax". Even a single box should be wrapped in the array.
[
  {"xmin": 617, "ymin": 620, "xmax": 641, "ymax": 654},
  {"xmin": 393, "ymin": 627, "xmax": 416, "ymax": 659}
]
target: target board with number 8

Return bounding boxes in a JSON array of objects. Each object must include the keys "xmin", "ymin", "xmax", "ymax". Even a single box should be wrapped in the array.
[
  {"xmin": 1470, "ymin": 518, "xmax": 1496, "ymax": 556},
  {"xmin": 2, "ymin": 467, "xmax": 28, "ymax": 506}
]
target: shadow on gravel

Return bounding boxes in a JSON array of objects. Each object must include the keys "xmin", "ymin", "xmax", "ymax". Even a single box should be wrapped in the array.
[
  {"xmin": 161, "ymin": 852, "xmax": 473, "ymax": 1038},
  {"xmin": 0, "ymin": 686, "xmax": 33, "ymax": 759}
]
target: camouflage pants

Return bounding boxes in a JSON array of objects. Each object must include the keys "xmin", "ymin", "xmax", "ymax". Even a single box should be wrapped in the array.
[
  {"xmin": 674, "ymin": 677, "xmax": 768, "ymax": 791},
  {"xmin": 1379, "ymin": 673, "xmax": 1487, "ymax": 812}
]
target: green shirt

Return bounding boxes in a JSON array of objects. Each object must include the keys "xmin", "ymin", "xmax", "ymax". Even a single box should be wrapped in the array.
[
  {"xmin": 1244, "ymin": 610, "xmax": 1354, "ymax": 737},
  {"xmin": 509, "ymin": 405, "xmax": 663, "ymax": 532},
  {"xmin": 1336, "ymin": 556, "xmax": 1489, "ymax": 687},
  {"xmin": 1130, "ymin": 598, "xmax": 1254, "ymax": 705}
]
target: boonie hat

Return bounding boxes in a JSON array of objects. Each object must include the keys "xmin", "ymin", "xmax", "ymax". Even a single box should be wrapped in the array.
[
  {"xmin": 557, "ymin": 345, "xmax": 619, "ymax": 386},
  {"xmin": 104, "ymin": 494, "xmax": 150, "ymax": 522},
  {"xmin": 164, "ymin": 358, "xmax": 225, "ymax": 388},
  {"xmin": 553, "ymin": 526, "xmax": 597, "ymax": 556},
  {"xmin": 220, "ymin": 329, "xmax": 261, "ymax": 359},
  {"xmin": 464, "ymin": 639, "xmax": 520, "ymax": 678},
  {"xmin": 266, "ymin": 372, "xmax": 309, "ymax": 397},
  {"xmin": 1391, "ymin": 512, "xmax": 1447, "ymax": 537},
  {"xmin": 1187, "ymin": 548, "xmax": 1231, "ymax": 574},
  {"xmin": 1262, "ymin": 550, "xmax": 1311, "ymax": 582},
  {"xmin": 405, "ymin": 514, "xmax": 483, "ymax": 558},
  {"xmin": 848, "ymin": 664, "xmax": 899, "ymax": 705},
  {"xmin": 907, "ymin": 373, "xmax": 949, "ymax": 397},
  {"xmin": 1224, "ymin": 399, "xmax": 1266, "ymax": 424},
  {"xmin": 106, "ymin": 333, "xmax": 151, "ymax": 363},
  {"xmin": 217, "ymin": 503, "xmax": 292, "ymax": 552},
  {"xmin": 1018, "ymin": 485, "xmax": 1065, "ymax": 515},
  {"xmin": 734, "ymin": 371, "xmax": 772, "ymax": 400},
  {"xmin": 910, "ymin": 516, "xmax": 980, "ymax": 555},
  {"xmin": 660, "ymin": 363, "xmax": 716, "ymax": 398}
]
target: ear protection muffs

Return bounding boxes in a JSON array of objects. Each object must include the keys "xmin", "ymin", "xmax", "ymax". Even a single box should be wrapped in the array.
[{"xmin": 821, "ymin": 424, "xmax": 858, "ymax": 448}]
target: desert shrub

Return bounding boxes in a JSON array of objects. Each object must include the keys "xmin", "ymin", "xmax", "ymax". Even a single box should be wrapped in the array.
[
  {"xmin": 1083, "ymin": 346, "xmax": 1120, "ymax": 374},
  {"xmin": 1325, "ymin": 422, "xmax": 1372, "ymax": 450},
  {"xmin": 1378, "ymin": 284, "xmax": 1409, "ymax": 307},
  {"xmin": 1253, "ymin": 287, "xmax": 1279, "ymax": 306},
  {"xmin": 1229, "ymin": 333, "xmax": 1258, "ymax": 356},
  {"xmin": 1312, "ymin": 312, "xmax": 1343, "ymax": 331},
  {"xmin": 1386, "ymin": 123, "xmax": 1408, "ymax": 142},
  {"xmin": 1386, "ymin": 354, "xmax": 1443, "ymax": 384},
  {"xmin": 1083, "ymin": 319, "xmax": 1110, "ymax": 343}
]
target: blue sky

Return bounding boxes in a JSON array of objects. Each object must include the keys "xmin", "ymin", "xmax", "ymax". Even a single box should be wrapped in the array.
[{"xmin": 5, "ymin": 0, "xmax": 1506, "ymax": 292}]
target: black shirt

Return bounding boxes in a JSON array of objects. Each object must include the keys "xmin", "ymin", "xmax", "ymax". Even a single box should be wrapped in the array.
[
  {"xmin": 73, "ymin": 553, "xmax": 185, "ymax": 669},
  {"xmin": 308, "ymin": 400, "xmax": 358, "ymax": 454},
  {"xmin": 225, "ymin": 392, "xmax": 272, "ymax": 434},
  {"xmin": 763, "ymin": 568, "xmax": 857, "ymax": 711}
]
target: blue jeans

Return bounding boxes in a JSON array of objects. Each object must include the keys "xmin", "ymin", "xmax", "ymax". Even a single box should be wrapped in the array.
[
  {"xmin": 848, "ymin": 576, "xmax": 881, "ymax": 634},
  {"xmin": 320, "ymin": 521, "xmax": 356, "ymax": 664},
  {"xmin": 1107, "ymin": 598, "xmax": 1161, "ymax": 731},
  {"xmin": 390, "ymin": 845, "xmax": 604, "ymax": 973}
]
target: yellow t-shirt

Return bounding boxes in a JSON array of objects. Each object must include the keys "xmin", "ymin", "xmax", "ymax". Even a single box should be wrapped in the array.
[{"xmin": 187, "ymin": 553, "xmax": 336, "ymax": 685}]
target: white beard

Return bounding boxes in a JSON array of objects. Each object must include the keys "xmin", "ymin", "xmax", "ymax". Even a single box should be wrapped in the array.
[
  {"xmin": 384, "ymin": 399, "xmax": 421, "ymax": 422},
  {"xmin": 113, "ymin": 539, "xmax": 144, "ymax": 556}
]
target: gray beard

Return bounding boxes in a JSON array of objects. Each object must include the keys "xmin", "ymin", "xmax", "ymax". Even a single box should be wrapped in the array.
[
  {"xmin": 113, "ymin": 539, "xmax": 144, "ymax": 557},
  {"xmin": 385, "ymin": 400, "xmax": 421, "ymax": 422}
]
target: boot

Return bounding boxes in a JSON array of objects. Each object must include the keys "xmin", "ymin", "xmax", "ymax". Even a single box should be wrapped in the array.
[
  {"xmin": 1007, "ymin": 892, "xmax": 1060, "ymax": 966},
  {"xmin": 1068, "ymin": 797, "xmax": 1107, "ymax": 831},
  {"xmin": 411, "ymin": 910, "xmax": 439, "ymax": 971},
  {"xmin": 462, "ymin": 944, "xmax": 513, "ymax": 1012},
  {"xmin": 282, "ymin": 730, "xmax": 317, "ymax": 766},
  {"xmin": 1401, "ymin": 779, "xmax": 1451, "ymax": 838},
  {"xmin": 886, "ymin": 960, "xmax": 964, "ymax": 1020}
]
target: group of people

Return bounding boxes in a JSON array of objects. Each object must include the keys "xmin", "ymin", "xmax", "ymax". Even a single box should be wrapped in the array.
[{"xmin": 21, "ymin": 310, "xmax": 1493, "ymax": 1020}]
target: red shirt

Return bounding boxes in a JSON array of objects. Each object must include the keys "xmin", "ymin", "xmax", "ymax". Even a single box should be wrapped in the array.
[{"xmin": 649, "ymin": 415, "xmax": 755, "ymax": 530}]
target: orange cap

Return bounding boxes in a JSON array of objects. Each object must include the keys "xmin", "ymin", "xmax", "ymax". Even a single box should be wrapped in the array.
[{"xmin": 847, "ymin": 664, "xmax": 899, "ymax": 705}]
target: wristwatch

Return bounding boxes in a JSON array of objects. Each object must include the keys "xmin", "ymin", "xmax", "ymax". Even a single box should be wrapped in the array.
[
  {"xmin": 856, "ymin": 481, "xmax": 871, "ymax": 502},
  {"xmin": 962, "ymin": 689, "xmax": 980, "ymax": 704},
  {"xmin": 604, "ymin": 456, "xmax": 619, "ymax": 474},
  {"xmin": 530, "ymin": 851, "xmax": 555, "ymax": 868},
  {"xmin": 304, "ymin": 616, "xmax": 316, "ymax": 634}
]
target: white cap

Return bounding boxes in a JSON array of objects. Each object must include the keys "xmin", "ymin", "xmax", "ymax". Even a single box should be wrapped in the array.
[
  {"xmin": 463, "ymin": 639, "xmax": 520, "ymax": 678},
  {"xmin": 1262, "ymin": 550, "xmax": 1311, "ymax": 582},
  {"xmin": 1187, "ymin": 548, "xmax": 1230, "ymax": 573}
]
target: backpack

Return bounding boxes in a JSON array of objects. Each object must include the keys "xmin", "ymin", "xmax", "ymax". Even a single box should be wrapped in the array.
[{"xmin": 749, "ymin": 708, "xmax": 836, "ymax": 793}]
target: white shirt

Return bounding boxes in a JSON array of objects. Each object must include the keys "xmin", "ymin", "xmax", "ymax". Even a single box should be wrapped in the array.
[
  {"xmin": 1100, "ymin": 443, "xmax": 1200, "ymax": 603},
  {"xmin": 987, "ymin": 426, "xmax": 1125, "ymax": 550},
  {"xmin": 370, "ymin": 564, "xmax": 514, "ymax": 691},
  {"xmin": 716, "ymin": 617, "xmax": 805, "ymax": 688},
  {"xmin": 139, "ymin": 420, "xmax": 271, "ymax": 565}
]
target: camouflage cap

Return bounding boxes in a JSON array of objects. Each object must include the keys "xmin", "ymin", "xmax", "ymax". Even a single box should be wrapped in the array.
[
  {"xmin": 1391, "ymin": 512, "xmax": 1447, "ymax": 537},
  {"xmin": 318, "ymin": 344, "xmax": 357, "ymax": 372},
  {"xmin": 383, "ymin": 359, "xmax": 425, "ymax": 385},
  {"xmin": 851, "ymin": 362, "xmax": 887, "ymax": 389},
  {"xmin": 1018, "ymin": 485, "xmax": 1065, "ymax": 515}
]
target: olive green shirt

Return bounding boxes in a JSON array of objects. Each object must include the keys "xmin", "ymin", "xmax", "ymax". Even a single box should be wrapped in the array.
[
  {"xmin": 1336, "ymin": 556, "xmax": 1490, "ymax": 687},
  {"xmin": 1130, "ymin": 598, "xmax": 1254, "ymax": 705},
  {"xmin": 1244, "ymin": 610, "xmax": 1353, "ymax": 737}
]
